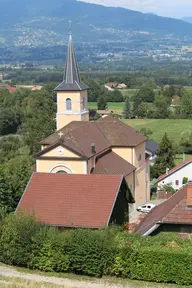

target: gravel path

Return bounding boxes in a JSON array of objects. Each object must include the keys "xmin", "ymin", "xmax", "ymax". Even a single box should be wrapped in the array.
[{"xmin": 0, "ymin": 266, "xmax": 132, "ymax": 288}]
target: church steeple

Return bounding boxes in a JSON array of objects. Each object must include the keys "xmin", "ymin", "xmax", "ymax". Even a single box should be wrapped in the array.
[
  {"xmin": 55, "ymin": 33, "xmax": 88, "ymax": 91},
  {"xmin": 55, "ymin": 30, "xmax": 89, "ymax": 131},
  {"xmin": 64, "ymin": 33, "xmax": 80, "ymax": 84}
]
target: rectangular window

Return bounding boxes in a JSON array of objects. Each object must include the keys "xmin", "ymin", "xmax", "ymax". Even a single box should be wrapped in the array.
[{"xmin": 175, "ymin": 180, "xmax": 179, "ymax": 186}]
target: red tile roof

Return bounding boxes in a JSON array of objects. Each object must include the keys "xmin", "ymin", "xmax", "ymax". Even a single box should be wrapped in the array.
[
  {"xmin": 105, "ymin": 82, "xmax": 119, "ymax": 88},
  {"xmin": 0, "ymin": 84, "xmax": 16, "ymax": 93},
  {"xmin": 92, "ymin": 151, "xmax": 136, "ymax": 176},
  {"xmin": 157, "ymin": 158, "xmax": 192, "ymax": 182},
  {"xmin": 136, "ymin": 185, "xmax": 192, "ymax": 235},
  {"xmin": 16, "ymin": 173, "xmax": 124, "ymax": 229}
]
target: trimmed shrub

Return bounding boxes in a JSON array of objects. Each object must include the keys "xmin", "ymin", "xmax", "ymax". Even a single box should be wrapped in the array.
[
  {"xmin": 68, "ymin": 229, "xmax": 116, "ymax": 277},
  {"xmin": 1, "ymin": 214, "xmax": 192, "ymax": 285},
  {"xmin": 0, "ymin": 213, "xmax": 42, "ymax": 266},
  {"xmin": 29, "ymin": 228, "xmax": 71, "ymax": 272},
  {"xmin": 130, "ymin": 247, "xmax": 192, "ymax": 285}
]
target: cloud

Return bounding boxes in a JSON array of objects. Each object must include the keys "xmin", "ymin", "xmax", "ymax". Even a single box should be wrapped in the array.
[{"xmin": 80, "ymin": 0, "xmax": 192, "ymax": 17}]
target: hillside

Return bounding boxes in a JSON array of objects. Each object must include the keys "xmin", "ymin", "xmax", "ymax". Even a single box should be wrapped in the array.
[
  {"xmin": 1, "ymin": 0, "xmax": 192, "ymax": 47},
  {"xmin": 182, "ymin": 17, "xmax": 192, "ymax": 23}
]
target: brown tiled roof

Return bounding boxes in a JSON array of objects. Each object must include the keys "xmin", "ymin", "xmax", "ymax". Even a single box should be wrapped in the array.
[
  {"xmin": 157, "ymin": 158, "xmax": 192, "ymax": 182},
  {"xmin": 92, "ymin": 151, "xmax": 136, "ymax": 176},
  {"xmin": 136, "ymin": 185, "xmax": 192, "ymax": 235},
  {"xmin": 16, "ymin": 173, "xmax": 123, "ymax": 228},
  {"xmin": 40, "ymin": 116, "xmax": 145, "ymax": 158}
]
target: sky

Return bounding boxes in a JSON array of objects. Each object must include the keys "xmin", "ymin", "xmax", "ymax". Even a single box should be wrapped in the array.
[{"xmin": 81, "ymin": 0, "xmax": 192, "ymax": 18}]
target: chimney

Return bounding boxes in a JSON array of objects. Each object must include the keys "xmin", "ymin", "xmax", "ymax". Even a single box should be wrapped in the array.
[
  {"xmin": 166, "ymin": 168, "xmax": 169, "ymax": 175},
  {"xmin": 186, "ymin": 185, "xmax": 192, "ymax": 207},
  {"xmin": 91, "ymin": 143, "xmax": 96, "ymax": 154}
]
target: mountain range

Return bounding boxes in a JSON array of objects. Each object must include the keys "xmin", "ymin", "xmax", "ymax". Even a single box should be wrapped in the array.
[
  {"xmin": 0, "ymin": 0, "xmax": 192, "ymax": 47},
  {"xmin": 182, "ymin": 17, "xmax": 192, "ymax": 24}
]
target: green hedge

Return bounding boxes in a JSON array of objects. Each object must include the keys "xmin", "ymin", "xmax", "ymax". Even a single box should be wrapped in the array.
[{"xmin": 1, "ymin": 214, "xmax": 192, "ymax": 285}]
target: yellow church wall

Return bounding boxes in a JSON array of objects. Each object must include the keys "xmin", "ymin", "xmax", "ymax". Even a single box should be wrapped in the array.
[
  {"xmin": 125, "ymin": 173, "xmax": 134, "ymax": 194},
  {"xmin": 42, "ymin": 145, "xmax": 80, "ymax": 158},
  {"xmin": 36, "ymin": 159, "xmax": 86, "ymax": 174},
  {"xmin": 133, "ymin": 142, "xmax": 145, "ymax": 169},
  {"xmin": 80, "ymin": 90, "xmax": 88, "ymax": 111},
  {"xmin": 112, "ymin": 148, "xmax": 133, "ymax": 164},
  {"xmin": 81, "ymin": 112, "xmax": 89, "ymax": 121},
  {"xmin": 135, "ymin": 165, "xmax": 150, "ymax": 207},
  {"xmin": 57, "ymin": 114, "xmax": 81, "ymax": 130},
  {"xmin": 57, "ymin": 91, "xmax": 80, "ymax": 113}
]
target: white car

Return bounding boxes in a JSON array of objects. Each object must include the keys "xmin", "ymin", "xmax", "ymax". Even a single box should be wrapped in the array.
[{"xmin": 137, "ymin": 203, "xmax": 156, "ymax": 213}]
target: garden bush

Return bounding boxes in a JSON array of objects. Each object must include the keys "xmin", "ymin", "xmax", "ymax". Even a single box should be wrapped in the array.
[
  {"xmin": 68, "ymin": 229, "xmax": 116, "ymax": 277},
  {"xmin": 0, "ymin": 213, "xmax": 42, "ymax": 266},
  {"xmin": 130, "ymin": 247, "xmax": 192, "ymax": 285},
  {"xmin": 1, "ymin": 214, "xmax": 192, "ymax": 285}
]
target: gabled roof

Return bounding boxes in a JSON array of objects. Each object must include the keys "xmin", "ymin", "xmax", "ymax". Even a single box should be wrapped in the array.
[
  {"xmin": 146, "ymin": 140, "xmax": 158, "ymax": 156},
  {"xmin": 54, "ymin": 34, "xmax": 88, "ymax": 91},
  {"xmin": 36, "ymin": 140, "xmax": 87, "ymax": 159},
  {"xmin": 16, "ymin": 173, "xmax": 124, "ymax": 229},
  {"xmin": 136, "ymin": 185, "xmax": 192, "ymax": 236},
  {"xmin": 40, "ymin": 116, "xmax": 146, "ymax": 158},
  {"xmin": 92, "ymin": 151, "xmax": 136, "ymax": 176},
  {"xmin": 97, "ymin": 116, "xmax": 146, "ymax": 147},
  {"xmin": 157, "ymin": 158, "xmax": 192, "ymax": 182}
]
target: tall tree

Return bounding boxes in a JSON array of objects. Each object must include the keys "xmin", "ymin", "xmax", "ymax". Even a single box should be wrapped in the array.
[
  {"xmin": 97, "ymin": 95, "xmax": 107, "ymax": 110},
  {"xmin": 153, "ymin": 133, "xmax": 175, "ymax": 178},
  {"xmin": 123, "ymin": 98, "xmax": 131, "ymax": 119},
  {"xmin": 181, "ymin": 91, "xmax": 192, "ymax": 118}
]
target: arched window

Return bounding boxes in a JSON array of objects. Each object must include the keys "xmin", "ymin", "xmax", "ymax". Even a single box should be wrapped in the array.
[
  {"xmin": 82, "ymin": 96, "xmax": 85, "ymax": 111},
  {"xmin": 56, "ymin": 170, "xmax": 67, "ymax": 174},
  {"xmin": 66, "ymin": 98, "xmax": 72, "ymax": 111}
]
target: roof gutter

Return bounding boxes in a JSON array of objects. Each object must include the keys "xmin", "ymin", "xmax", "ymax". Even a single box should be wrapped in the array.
[{"xmin": 143, "ymin": 224, "xmax": 160, "ymax": 236}]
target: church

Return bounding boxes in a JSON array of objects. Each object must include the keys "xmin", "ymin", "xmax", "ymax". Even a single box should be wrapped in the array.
[{"xmin": 16, "ymin": 32, "xmax": 150, "ymax": 227}]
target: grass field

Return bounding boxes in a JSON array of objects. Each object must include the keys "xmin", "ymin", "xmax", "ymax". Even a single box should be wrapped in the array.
[
  {"xmin": 124, "ymin": 119, "xmax": 192, "ymax": 143},
  {"xmin": 88, "ymin": 101, "xmax": 192, "ymax": 144},
  {"xmin": 88, "ymin": 102, "xmax": 124, "ymax": 114}
]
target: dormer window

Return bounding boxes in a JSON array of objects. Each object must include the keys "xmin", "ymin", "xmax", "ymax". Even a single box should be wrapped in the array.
[{"xmin": 66, "ymin": 98, "xmax": 72, "ymax": 111}]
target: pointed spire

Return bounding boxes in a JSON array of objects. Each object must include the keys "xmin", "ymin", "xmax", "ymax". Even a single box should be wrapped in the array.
[
  {"xmin": 64, "ymin": 31, "xmax": 80, "ymax": 84},
  {"xmin": 54, "ymin": 26, "xmax": 88, "ymax": 91}
]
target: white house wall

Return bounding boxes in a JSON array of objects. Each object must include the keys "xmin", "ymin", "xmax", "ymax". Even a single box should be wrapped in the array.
[{"xmin": 158, "ymin": 162, "xmax": 192, "ymax": 190}]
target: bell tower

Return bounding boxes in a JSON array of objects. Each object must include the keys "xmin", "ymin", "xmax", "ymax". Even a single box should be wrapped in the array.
[{"xmin": 54, "ymin": 32, "xmax": 89, "ymax": 131}]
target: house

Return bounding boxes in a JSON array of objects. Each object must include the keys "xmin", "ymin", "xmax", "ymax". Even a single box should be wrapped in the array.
[
  {"xmin": 105, "ymin": 82, "xmax": 127, "ymax": 91},
  {"xmin": 96, "ymin": 110, "xmax": 112, "ymax": 116},
  {"xmin": 16, "ymin": 173, "xmax": 132, "ymax": 228},
  {"xmin": 19, "ymin": 31, "xmax": 150, "ymax": 225},
  {"xmin": 146, "ymin": 140, "xmax": 158, "ymax": 164},
  {"xmin": 157, "ymin": 158, "xmax": 192, "ymax": 190},
  {"xmin": 136, "ymin": 184, "xmax": 192, "ymax": 236},
  {"xmin": 31, "ymin": 85, "xmax": 43, "ymax": 91},
  {"xmin": 0, "ymin": 83, "xmax": 16, "ymax": 93},
  {"xmin": 105, "ymin": 82, "xmax": 119, "ymax": 91}
]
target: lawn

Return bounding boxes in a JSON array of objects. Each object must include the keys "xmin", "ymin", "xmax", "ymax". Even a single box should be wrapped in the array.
[
  {"xmin": 88, "ymin": 102, "xmax": 124, "ymax": 114},
  {"xmin": 124, "ymin": 119, "xmax": 192, "ymax": 143}
]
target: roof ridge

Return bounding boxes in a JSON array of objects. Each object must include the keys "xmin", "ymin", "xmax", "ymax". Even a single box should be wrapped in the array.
[
  {"xmin": 95, "ymin": 122, "xmax": 113, "ymax": 146},
  {"xmin": 158, "ymin": 158, "xmax": 192, "ymax": 182}
]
